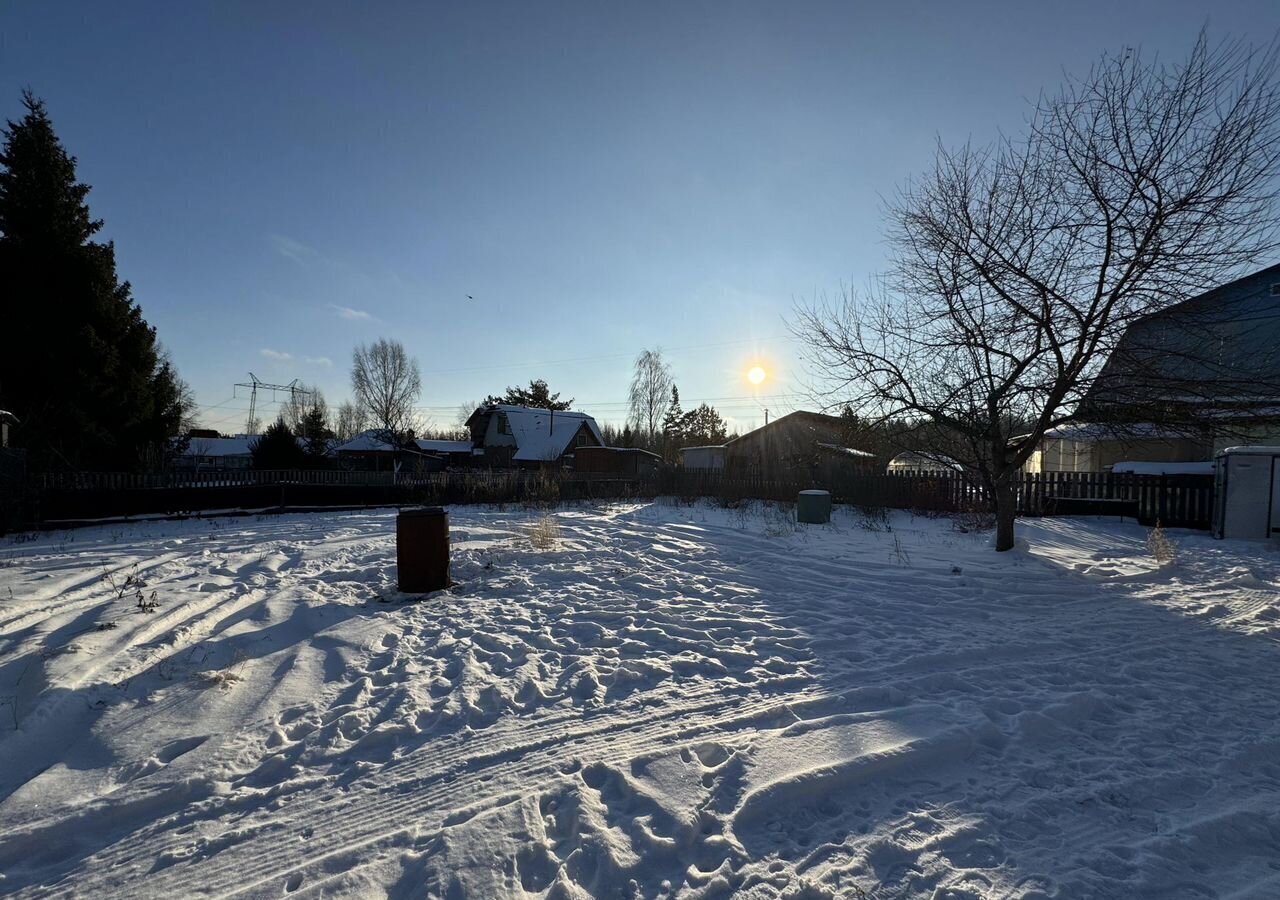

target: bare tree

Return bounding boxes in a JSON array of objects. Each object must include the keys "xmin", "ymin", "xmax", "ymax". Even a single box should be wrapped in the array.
[
  {"xmin": 282, "ymin": 383, "xmax": 328, "ymax": 433},
  {"xmin": 456, "ymin": 400, "xmax": 480, "ymax": 427},
  {"xmin": 350, "ymin": 339, "xmax": 422, "ymax": 438},
  {"xmin": 796, "ymin": 33, "xmax": 1280, "ymax": 551},
  {"xmin": 333, "ymin": 401, "xmax": 367, "ymax": 442},
  {"xmin": 628, "ymin": 348, "xmax": 673, "ymax": 446}
]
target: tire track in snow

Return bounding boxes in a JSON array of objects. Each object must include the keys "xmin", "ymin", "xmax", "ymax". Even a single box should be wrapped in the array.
[{"xmin": 5, "ymin": 506, "xmax": 1279, "ymax": 898}]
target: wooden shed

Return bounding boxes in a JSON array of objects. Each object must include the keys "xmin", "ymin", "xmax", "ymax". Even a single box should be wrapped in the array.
[{"xmin": 574, "ymin": 446, "xmax": 661, "ymax": 477}]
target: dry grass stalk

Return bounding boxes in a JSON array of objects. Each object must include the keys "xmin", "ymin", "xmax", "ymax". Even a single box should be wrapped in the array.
[
  {"xmin": 528, "ymin": 513, "xmax": 561, "ymax": 550},
  {"xmin": 1146, "ymin": 521, "xmax": 1178, "ymax": 566}
]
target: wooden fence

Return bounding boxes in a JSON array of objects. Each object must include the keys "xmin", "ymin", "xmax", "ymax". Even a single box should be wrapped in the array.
[
  {"xmin": 10, "ymin": 467, "xmax": 1215, "ymax": 530},
  {"xmin": 1016, "ymin": 471, "xmax": 1213, "ymax": 529},
  {"xmin": 37, "ymin": 468, "xmax": 396, "ymax": 490},
  {"xmin": 657, "ymin": 468, "xmax": 988, "ymax": 512},
  {"xmin": 657, "ymin": 469, "xmax": 1213, "ymax": 528}
]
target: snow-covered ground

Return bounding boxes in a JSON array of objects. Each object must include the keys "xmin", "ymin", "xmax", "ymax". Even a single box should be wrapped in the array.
[{"xmin": 1, "ymin": 502, "xmax": 1279, "ymax": 899}]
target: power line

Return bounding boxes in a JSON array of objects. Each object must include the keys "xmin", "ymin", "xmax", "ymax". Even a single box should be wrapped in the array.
[
  {"xmin": 415, "ymin": 334, "xmax": 795, "ymax": 376},
  {"xmin": 233, "ymin": 374, "xmax": 312, "ymax": 436},
  {"xmin": 412, "ymin": 392, "xmax": 805, "ymax": 412}
]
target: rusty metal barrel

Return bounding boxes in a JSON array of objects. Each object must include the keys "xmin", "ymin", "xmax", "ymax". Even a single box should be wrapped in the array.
[{"xmin": 396, "ymin": 506, "xmax": 450, "ymax": 592}]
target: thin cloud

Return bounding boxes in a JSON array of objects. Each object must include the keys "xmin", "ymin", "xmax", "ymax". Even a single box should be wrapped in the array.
[
  {"xmin": 304, "ymin": 356, "xmax": 333, "ymax": 367},
  {"xmin": 269, "ymin": 233, "xmax": 320, "ymax": 265},
  {"xmin": 259, "ymin": 348, "xmax": 293, "ymax": 361},
  {"xmin": 328, "ymin": 303, "xmax": 373, "ymax": 321}
]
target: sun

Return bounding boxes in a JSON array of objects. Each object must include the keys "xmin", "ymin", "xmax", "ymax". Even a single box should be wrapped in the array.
[{"xmin": 747, "ymin": 365, "xmax": 767, "ymax": 385}]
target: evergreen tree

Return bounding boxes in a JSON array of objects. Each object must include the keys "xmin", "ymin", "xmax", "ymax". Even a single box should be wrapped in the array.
[
  {"xmin": 250, "ymin": 418, "xmax": 306, "ymax": 469},
  {"xmin": 620, "ymin": 424, "xmax": 635, "ymax": 448},
  {"xmin": 680, "ymin": 404, "xmax": 729, "ymax": 446},
  {"xmin": 0, "ymin": 91, "xmax": 191, "ymax": 470},
  {"xmin": 298, "ymin": 403, "xmax": 333, "ymax": 462},
  {"xmin": 484, "ymin": 379, "xmax": 573, "ymax": 410},
  {"xmin": 660, "ymin": 384, "xmax": 684, "ymax": 459}
]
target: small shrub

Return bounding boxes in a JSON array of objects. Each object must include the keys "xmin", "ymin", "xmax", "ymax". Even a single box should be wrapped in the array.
[
  {"xmin": 528, "ymin": 512, "xmax": 561, "ymax": 550},
  {"xmin": 952, "ymin": 506, "xmax": 996, "ymax": 533},
  {"xmin": 1146, "ymin": 521, "xmax": 1178, "ymax": 565},
  {"xmin": 194, "ymin": 649, "xmax": 247, "ymax": 690},
  {"xmin": 857, "ymin": 505, "xmax": 892, "ymax": 532},
  {"xmin": 763, "ymin": 502, "xmax": 796, "ymax": 537}
]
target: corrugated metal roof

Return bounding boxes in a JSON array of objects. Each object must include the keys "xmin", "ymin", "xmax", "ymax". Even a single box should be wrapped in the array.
[{"xmin": 1089, "ymin": 264, "xmax": 1280, "ymax": 410}]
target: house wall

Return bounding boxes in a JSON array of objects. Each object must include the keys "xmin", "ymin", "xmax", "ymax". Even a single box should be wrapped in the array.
[
  {"xmin": 681, "ymin": 447, "xmax": 726, "ymax": 470},
  {"xmin": 336, "ymin": 450, "xmax": 399, "ymax": 472},
  {"xmin": 726, "ymin": 416, "xmax": 846, "ymax": 475},
  {"xmin": 570, "ymin": 422, "xmax": 602, "ymax": 451},
  {"xmin": 1212, "ymin": 424, "xmax": 1280, "ymax": 454},
  {"xmin": 1038, "ymin": 437, "xmax": 1208, "ymax": 473},
  {"xmin": 480, "ymin": 412, "xmax": 518, "ymax": 449},
  {"xmin": 1022, "ymin": 450, "xmax": 1043, "ymax": 475},
  {"xmin": 575, "ymin": 447, "xmax": 659, "ymax": 476}
]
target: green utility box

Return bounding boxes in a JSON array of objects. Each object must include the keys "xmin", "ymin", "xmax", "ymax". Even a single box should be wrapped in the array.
[{"xmin": 797, "ymin": 490, "xmax": 832, "ymax": 524}]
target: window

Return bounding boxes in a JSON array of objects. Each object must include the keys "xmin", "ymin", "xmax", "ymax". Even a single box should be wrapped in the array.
[
  {"xmin": 576, "ymin": 431, "xmax": 591, "ymax": 447},
  {"xmin": 497, "ymin": 413, "xmax": 510, "ymax": 435},
  {"xmin": 1271, "ymin": 283, "xmax": 1280, "ymax": 296}
]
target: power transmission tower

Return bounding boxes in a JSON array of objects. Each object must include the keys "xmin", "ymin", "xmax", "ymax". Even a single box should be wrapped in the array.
[{"xmin": 234, "ymin": 373, "xmax": 313, "ymax": 435}]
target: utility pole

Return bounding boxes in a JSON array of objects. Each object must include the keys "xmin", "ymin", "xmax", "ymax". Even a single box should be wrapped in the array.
[{"xmin": 233, "ymin": 373, "xmax": 312, "ymax": 435}]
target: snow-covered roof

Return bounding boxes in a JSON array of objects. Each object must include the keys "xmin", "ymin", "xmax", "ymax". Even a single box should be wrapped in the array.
[
  {"xmin": 332, "ymin": 430, "xmax": 399, "ymax": 453},
  {"xmin": 681, "ymin": 445, "xmax": 726, "ymax": 452},
  {"xmin": 1043, "ymin": 422, "xmax": 1190, "ymax": 441},
  {"xmin": 0, "ymin": 409, "xmax": 17, "ymax": 425},
  {"xmin": 815, "ymin": 442, "xmax": 875, "ymax": 458},
  {"xmin": 474, "ymin": 405, "xmax": 604, "ymax": 461},
  {"xmin": 415, "ymin": 439, "xmax": 474, "ymax": 454},
  {"xmin": 182, "ymin": 436, "xmax": 255, "ymax": 457},
  {"xmin": 1217, "ymin": 445, "xmax": 1280, "ymax": 457},
  {"xmin": 181, "ymin": 434, "xmax": 314, "ymax": 457},
  {"xmin": 1111, "ymin": 461, "xmax": 1215, "ymax": 475},
  {"xmin": 887, "ymin": 451, "xmax": 962, "ymax": 470}
]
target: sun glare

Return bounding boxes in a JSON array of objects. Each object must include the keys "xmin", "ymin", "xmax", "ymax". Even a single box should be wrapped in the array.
[{"xmin": 747, "ymin": 365, "xmax": 767, "ymax": 385}]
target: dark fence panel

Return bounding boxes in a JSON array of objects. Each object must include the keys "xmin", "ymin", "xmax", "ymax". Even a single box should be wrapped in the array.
[
  {"xmin": 33, "ymin": 483, "xmax": 410, "ymax": 523},
  {"xmin": 21, "ymin": 471, "xmax": 655, "ymax": 527},
  {"xmin": 11, "ymin": 467, "xmax": 1215, "ymax": 531},
  {"xmin": 1017, "ymin": 471, "xmax": 1212, "ymax": 529}
]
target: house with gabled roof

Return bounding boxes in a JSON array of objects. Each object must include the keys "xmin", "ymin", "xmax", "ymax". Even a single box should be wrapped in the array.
[
  {"xmin": 1024, "ymin": 264, "xmax": 1280, "ymax": 473},
  {"xmin": 330, "ymin": 429, "xmax": 449, "ymax": 473},
  {"xmin": 724, "ymin": 411, "xmax": 875, "ymax": 477},
  {"xmin": 465, "ymin": 404, "xmax": 604, "ymax": 468}
]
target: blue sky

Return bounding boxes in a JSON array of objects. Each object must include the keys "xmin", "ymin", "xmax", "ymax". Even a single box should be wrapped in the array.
[{"xmin": 2, "ymin": 1, "xmax": 1273, "ymax": 432}]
